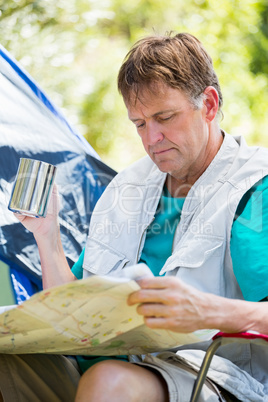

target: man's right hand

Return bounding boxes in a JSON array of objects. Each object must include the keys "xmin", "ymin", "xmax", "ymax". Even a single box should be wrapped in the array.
[
  {"xmin": 15, "ymin": 184, "xmax": 76, "ymax": 288},
  {"xmin": 14, "ymin": 184, "xmax": 60, "ymax": 240}
]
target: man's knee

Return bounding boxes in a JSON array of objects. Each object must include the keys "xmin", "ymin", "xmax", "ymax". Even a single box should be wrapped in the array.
[
  {"xmin": 76, "ymin": 360, "xmax": 168, "ymax": 402},
  {"xmin": 78, "ymin": 360, "xmax": 133, "ymax": 391}
]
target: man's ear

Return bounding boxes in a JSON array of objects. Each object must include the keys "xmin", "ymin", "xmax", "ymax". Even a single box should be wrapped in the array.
[{"xmin": 203, "ymin": 86, "xmax": 219, "ymax": 122}]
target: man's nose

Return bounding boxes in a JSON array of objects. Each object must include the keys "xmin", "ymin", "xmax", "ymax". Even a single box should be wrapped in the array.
[{"xmin": 146, "ymin": 121, "xmax": 164, "ymax": 145}]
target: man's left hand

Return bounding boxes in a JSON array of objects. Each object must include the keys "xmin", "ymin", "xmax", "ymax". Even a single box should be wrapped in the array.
[{"xmin": 127, "ymin": 276, "xmax": 211, "ymax": 333}]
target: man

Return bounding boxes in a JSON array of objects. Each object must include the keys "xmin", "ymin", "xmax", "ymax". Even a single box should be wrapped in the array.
[{"xmin": 1, "ymin": 32, "xmax": 268, "ymax": 401}]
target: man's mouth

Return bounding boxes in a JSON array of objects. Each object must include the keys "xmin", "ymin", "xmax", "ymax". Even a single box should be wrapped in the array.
[{"xmin": 153, "ymin": 148, "xmax": 173, "ymax": 155}]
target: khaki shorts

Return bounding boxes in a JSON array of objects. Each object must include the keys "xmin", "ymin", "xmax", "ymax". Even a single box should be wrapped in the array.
[
  {"xmin": 0, "ymin": 354, "xmax": 81, "ymax": 402},
  {"xmin": 134, "ymin": 352, "xmax": 240, "ymax": 402},
  {"xmin": 0, "ymin": 353, "xmax": 239, "ymax": 402}
]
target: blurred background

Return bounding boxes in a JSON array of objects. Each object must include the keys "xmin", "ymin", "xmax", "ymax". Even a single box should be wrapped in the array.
[
  {"xmin": 1, "ymin": 0, "xmax": 268, "ymax": 305},
  {"xmin": 1, "ymin": 0, "xmax": 268, "ymax": 171}
]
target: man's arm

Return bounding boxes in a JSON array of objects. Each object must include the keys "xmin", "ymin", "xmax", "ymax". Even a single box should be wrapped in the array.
[
  {"xmin": 16, "ymin": 185, "xmax": 76, "ymax": 288},
  {"xmin": 127, "ymin": 276, "xmax": 268, "ymax": 334}
]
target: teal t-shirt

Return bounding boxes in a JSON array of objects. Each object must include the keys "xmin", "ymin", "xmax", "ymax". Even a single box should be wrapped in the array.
[
  {"xmin": 230, "ymin": 176, "xmax": 268, "ymax": 301},
  {"xmin": 71, "ymin": 176, "xmax": 268, "ymax": 371},
  {"xmin": 72, "ymin": 248, "xmax": 84, "ymax": 280},
  {"xmin": 139, "ymin": 186, "xmax": 185, "ymax": 276}
]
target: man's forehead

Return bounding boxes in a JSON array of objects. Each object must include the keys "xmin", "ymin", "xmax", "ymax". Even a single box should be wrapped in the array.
[
  {"xmin": 126, "ymin": 84, "xmax": 187, "ymax": 119},
  {"xmin": 126, "ymin": 81, "xmax": 172, "ymax": 106}
]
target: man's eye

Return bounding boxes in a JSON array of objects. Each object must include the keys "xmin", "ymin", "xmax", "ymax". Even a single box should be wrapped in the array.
[
  {"xmin": 137, "ymin": 122, "xmax": 145, "ymax": 128},
  {"xmin": 160, "ymin": 115, "xmax": 172, "ymax": 121}
]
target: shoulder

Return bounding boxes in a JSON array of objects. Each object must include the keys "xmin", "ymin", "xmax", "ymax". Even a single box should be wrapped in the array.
[
  {"xmin": 235, "ymin": 175, "xmax": 268, "ymax": 220},
  {"xmin": 91, "ymin": 156, "xmax": 165, "ymax": 215}
]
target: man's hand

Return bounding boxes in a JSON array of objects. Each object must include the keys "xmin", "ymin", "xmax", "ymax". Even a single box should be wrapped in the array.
[
  {"xmin": 14, "ymin": 184, "xmax": 76, "ymax": 288},
  {"xmin": 128, "ymin": 276, "xmax": 268, "ymax": 335},
  {"xmin": 127, "ymin": 276, "xmax": 210, "ymax": 333},
  {"xmin": 14, "ymin": 184, "xmax": 60, "ymax": 240}
]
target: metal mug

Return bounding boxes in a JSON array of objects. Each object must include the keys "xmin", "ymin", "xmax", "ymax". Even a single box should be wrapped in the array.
[{"xmin": 8, "ymin": 158, "xmax": 57, "ymax": 218}]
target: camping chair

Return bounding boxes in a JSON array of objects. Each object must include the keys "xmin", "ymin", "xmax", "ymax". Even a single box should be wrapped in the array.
[{"xmin": 190, "ymin": 331, "xmax": 268, "ymax": 402}]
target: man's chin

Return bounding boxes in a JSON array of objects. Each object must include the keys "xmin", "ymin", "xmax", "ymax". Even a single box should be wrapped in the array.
[{"xmin": 155, "ymin": 161, "xmax": 179, "ymax": 175}]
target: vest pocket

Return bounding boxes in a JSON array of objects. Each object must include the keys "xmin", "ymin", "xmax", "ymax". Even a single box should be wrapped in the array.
[
  {"xmin": 83, "ymin": 237, "xmax": 130, "ymax": 276},
  {"xmin": 165, "ymin": 235, "xmax": 224, "ymax": 270}
]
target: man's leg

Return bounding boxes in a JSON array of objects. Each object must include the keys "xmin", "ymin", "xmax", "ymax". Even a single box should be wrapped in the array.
[
  {"xmin": 76, "ymin": 354, "xmax": 226, "ymax": 402},
  {"xmin": 0, "ymin": 354, "xmax": 81, "ymax": 402},
  {"xmin": 75, "ymin": 360, "xmax": 169, "ymax": 402}
]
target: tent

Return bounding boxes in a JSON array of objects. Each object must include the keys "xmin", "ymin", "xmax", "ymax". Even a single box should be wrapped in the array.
[{"xmin": 0, "ymin": 45, "xmax": 116, "ymax": 304}]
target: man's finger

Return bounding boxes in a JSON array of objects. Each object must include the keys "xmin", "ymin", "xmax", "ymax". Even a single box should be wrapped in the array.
[
  {"xmin": 143, "ymin": 316, "xmax": 173, "ymax": 330},
  {"xmin": 136, "ymin": 302, "xmax": 170, "ymax": 317},
  {"xmin": 137, "ymin": 276, "xmax": 178, "ymax": 289},
  {"xmin": 128, "ymin": 288, "xmax": 170, "ymax": 305}
]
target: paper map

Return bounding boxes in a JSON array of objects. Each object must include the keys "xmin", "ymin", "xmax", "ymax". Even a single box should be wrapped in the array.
[{"xmin": 0, "ymin": 275, "xmax": 216, "ymax": 355}]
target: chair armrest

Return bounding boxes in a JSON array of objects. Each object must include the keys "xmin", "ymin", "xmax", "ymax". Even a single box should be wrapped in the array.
[{"xmin": 190, "ymin": 331, "xmax": 268, "ymax": 402}]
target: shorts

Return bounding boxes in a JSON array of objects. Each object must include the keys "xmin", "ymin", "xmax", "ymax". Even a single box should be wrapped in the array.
[
  {"xmin": 133, "ymin": 352, "xmax": 240, "ymax": 402},
  {"xmin": 0, "ymin": 354, "xmax": 81, "ymax": 402},
  {"xmin": 0, "ymin": 353, "xmax": 239, "ymax": 402}
]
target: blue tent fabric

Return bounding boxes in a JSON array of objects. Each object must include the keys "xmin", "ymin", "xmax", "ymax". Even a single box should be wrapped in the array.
[{"xmin": 0, "ymin": 45, "xmax": 116, "ymax": 302}]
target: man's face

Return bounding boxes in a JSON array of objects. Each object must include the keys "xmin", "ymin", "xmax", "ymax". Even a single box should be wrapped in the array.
[{"xmin": 127, "ymin": 83, "xmax": 214, "ymax": 183}]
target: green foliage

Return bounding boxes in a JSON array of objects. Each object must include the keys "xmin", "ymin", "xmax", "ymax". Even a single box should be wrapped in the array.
[
  {"xmin": 249, "ymin": 3, "xmax": 268, "ymax": 76},
  {"xmin": 1, "ymin": 0, "xmax": 268, "ymax": 169}
]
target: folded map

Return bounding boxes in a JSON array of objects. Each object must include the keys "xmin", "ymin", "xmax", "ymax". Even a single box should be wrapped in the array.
[{"xmin": 0, "ymin": 270, "xmax": 217, "ymax": 355}]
